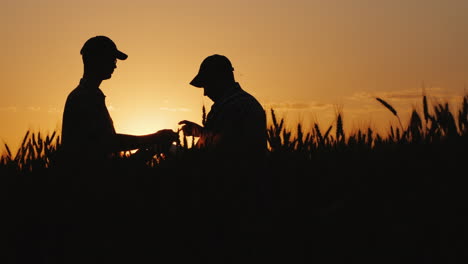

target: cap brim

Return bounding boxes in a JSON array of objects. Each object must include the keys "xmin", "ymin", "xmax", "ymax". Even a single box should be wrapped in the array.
[
  {"xmin": 190, "ymin": 74, "xmax": 204, "ymax": 88},
  {"xmin": 116, "ymin": 50, "xmax": 128, "ymax": 60}
]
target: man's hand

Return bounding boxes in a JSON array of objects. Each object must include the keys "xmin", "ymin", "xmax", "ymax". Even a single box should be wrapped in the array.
[
  {"xmin": 178, "ymin": 120, "xmax": 203, "ymax": 137},
  {"xmin": 152, "ymin": 129, "xmax": 179, "ymax": 150}
]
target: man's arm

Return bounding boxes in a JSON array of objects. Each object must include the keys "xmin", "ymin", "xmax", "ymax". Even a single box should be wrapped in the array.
[
  {"xmin": 114, "ymin": 129, "xmax": 179, "ymax": 152},
  {"xmin": 178, "ymin": 120, "xmax": 220, "ymax": 148},
  {"xmin": 178, "ymin": 120, "xmax": 204, "ymax": 137}
]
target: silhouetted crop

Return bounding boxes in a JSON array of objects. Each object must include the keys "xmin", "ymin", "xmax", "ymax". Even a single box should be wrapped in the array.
[
  {"xmin": 2, "ymin": 94, "xmax": 467, "ymax": 171},
  {"xmin": 2, "ymin": 94, "xmax": 467, "ymax": 263}
]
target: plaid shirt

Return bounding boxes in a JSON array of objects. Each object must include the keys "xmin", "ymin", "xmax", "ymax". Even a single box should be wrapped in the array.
[
  {"xmin": 201, "ymin": 82, "xmax": 266, "ymax": 159},
  {"xmin": 61, "ymin": 78, "xmax": 116, "ymax": 158}
]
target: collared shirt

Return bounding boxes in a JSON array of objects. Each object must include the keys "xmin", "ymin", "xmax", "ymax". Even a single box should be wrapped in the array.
[
  {"xmin": 61, "ymin": 78, "xmax": 116, "ymax": 159},
  {"xmin": 202, "ymin": 82, "xmax": 267, "ymax": 160}
]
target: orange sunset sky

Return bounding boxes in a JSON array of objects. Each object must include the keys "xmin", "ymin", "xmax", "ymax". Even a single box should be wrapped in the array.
[{"xmin": 1, "ymin": 0, "xmax": 467, "ymax": 153}]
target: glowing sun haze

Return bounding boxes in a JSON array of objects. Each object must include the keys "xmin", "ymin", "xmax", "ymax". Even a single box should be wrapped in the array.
[{"xmin": 1, "ymin": 0, "xmax": 467, "ymax": 152}]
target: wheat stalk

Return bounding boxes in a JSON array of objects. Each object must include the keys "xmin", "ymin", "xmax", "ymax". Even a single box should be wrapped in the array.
[{"xmin": 376, "ymin": 97, "xmax": 403, "ymax": 131}]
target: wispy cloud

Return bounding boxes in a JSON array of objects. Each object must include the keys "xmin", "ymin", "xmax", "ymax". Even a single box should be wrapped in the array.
[
  {"xmin": 347, "ymin": 92, "xmax": 377, "ymax": 102},
  {"xmin": 159, "ymin": 107, "xmax": 192, "ymax": 112},
  {"xmin": 263, "ymin": 101, "xmax": 333, "ymax": 111},
  {"xmin": 0, "ymin": 106, "xmax": 61, "ymax": 113},
  {"xmin": 0, "ymin": 106, "xmax": 17, "ymax": 112},
  {"xmin": 27, "ymin": 106, "xmax": 41, "ymax": 112},
  {"xmin": 47, "ymin": 107, "xmax": 60, "ymax": 113},
  {"xmin": 380, "ymin": 87, "xmax": 449, "ymax": 101},
  {"xmin": 348, "ymin": 87, "xmax": 460, "ymax": 102}
]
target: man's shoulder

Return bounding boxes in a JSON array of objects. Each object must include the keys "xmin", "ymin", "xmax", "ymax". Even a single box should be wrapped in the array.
[
  {"xmin": 64, "ymin": 85, "xmax": 102, "ymax": 114},
  {"xmin": 218, "ymin": 89, "xmax": 265, "ymax": 121},
  {"xmin": 66, "ymin": 84, "xmax": 102, "ymax": 103},
  {"xmin": 66, "ymin": 85, "xmax": 85, "ymax": 100},
  {"xmin": 235, "ymin": 90, "xmax": 264, "ymax": 112}
]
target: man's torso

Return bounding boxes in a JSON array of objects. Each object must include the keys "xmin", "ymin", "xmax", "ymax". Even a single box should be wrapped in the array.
[{"xmin": 61, "ymin": 79, "xmax": 116, "ymax": 156}]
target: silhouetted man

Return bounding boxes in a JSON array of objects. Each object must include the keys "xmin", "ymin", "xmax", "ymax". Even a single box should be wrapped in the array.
[
  {"xmin": 178, "ymin": 54, "xmax": 270, "ymax": 263},
  {"xmin": 59, "ymin": 35, "xmax": 180, "ymax": 264},
  {"xmin": 62, "ymin": 36, "xmax": 178, "ymax": 164},
  {"xmin": 179, "ymin": 54, "xmax": 267, "ymax": 167}
]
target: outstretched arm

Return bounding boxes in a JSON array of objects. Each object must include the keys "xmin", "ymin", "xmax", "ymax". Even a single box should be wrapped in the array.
[
  {"xmin": 178, "ymin": 120, "xmax": 221, "ymax": 147},
  {"xmin": 114, "ymin": 129, "xmax": 179, "ymax": 152},
  {"xmin": 178, "ymin": 120, "xmax": 204, "ymax": 137}
]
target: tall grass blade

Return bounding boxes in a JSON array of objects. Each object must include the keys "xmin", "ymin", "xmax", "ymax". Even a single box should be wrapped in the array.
[
  {"xmin": 376, "ymin": 97, "xmax": 403, "ymax": 131},
  {"xmin": 4, "ymin": 143, "xmax": 12, "ymax": 160},
  {"xmin": 202, "ymin": 105, "xmax": 207, "ymax": 127},
  {"xmin": 376, "ymin": 97, "xmax": 397, "ymax": 116},
  {"xmin": 336, "ymin": 113, "xmax": 344, "ymax": 142}
]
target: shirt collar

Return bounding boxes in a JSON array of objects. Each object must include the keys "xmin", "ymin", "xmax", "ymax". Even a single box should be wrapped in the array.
[{"xmin": 213, "ymin": 82, "xmax": 242, "ymax": 108}]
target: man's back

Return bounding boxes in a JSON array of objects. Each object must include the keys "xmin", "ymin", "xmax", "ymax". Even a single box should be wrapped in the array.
[{"xmin": 203, "ymin": 83, "xmax": 266, "ymax": 164}]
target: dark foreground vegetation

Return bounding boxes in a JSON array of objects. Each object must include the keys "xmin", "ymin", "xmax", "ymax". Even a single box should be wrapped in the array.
[{"xmin": 1, "ymin": 95, "xmax": 468, "ymax": 263}]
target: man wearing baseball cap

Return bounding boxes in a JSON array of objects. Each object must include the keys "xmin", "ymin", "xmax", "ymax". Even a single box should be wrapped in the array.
[
  {"xmin": 60, "ymin": 35, "xmax": 179, "ymax": 263},
  {"xmin": 61, "ymin": 36, "xmax": 178, "ymax": 163},
  {"xmin": 179, "ymin": 54, "xmax": 267, "ymax": 160},
  {"xmin": 178, "ymin": 54, "xmax": 270, "ymax": 263}
]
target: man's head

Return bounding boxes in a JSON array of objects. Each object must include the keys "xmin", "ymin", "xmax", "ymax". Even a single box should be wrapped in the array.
[
  {"xmin": 190, "ymin": 54, "xmax": 236, "ymax": 101},
  {"xmin": 81, "ymin": 36, "xmax": 127, "ymax": 80}
]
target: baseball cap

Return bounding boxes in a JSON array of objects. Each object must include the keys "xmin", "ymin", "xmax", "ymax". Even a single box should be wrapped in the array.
[
  {"xmin": 190, "ymin": 54, "xmax": 234, "ymax": 88},
  {"xmin": 80, "ymin": 36, "xmax": 128, "ymax": 60}
]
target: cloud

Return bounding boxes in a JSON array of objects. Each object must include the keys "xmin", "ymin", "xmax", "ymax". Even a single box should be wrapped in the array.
[
  {"xmin": 27, "ymin": 106, "xmax": 41, "ymax": 112},
  {"xmin": 47, "ymin": 107, "xmax": 61, "ymax": 113},
  {"xmin": 159, "ymin": 107, "xmax": 192, "ymax": 112},
  {"xmin": 264, "ymin": 101, "xmax": 333, "ymax": 111},
  {"xmin": 347, "ymin": 92, "xmax": 376, "ymax": 101},
  {"xmin": 348, "ymin": 87, "xmax": 460, "ymax": 102},
  {"xmin": 0, "ymin": 106, "xmax": 17, "ymax": 112}
]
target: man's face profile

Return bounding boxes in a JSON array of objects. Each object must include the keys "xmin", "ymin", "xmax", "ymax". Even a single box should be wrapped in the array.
[
  {"xmin": 99, "ymin": 57, "xmax": 117, "ymax": 80},
  {"xmin": 203, "ymin": 80, "xmax": 225, "ymax": 102},
  {"xmin": 85, "ymin": 54, "xmax": 117, "ymax": 80}
]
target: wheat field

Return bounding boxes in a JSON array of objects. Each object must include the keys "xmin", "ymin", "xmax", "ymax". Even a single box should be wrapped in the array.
[{"xmin": 1, "ymin": 94, "xmax": 467, "ymax": 263}]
